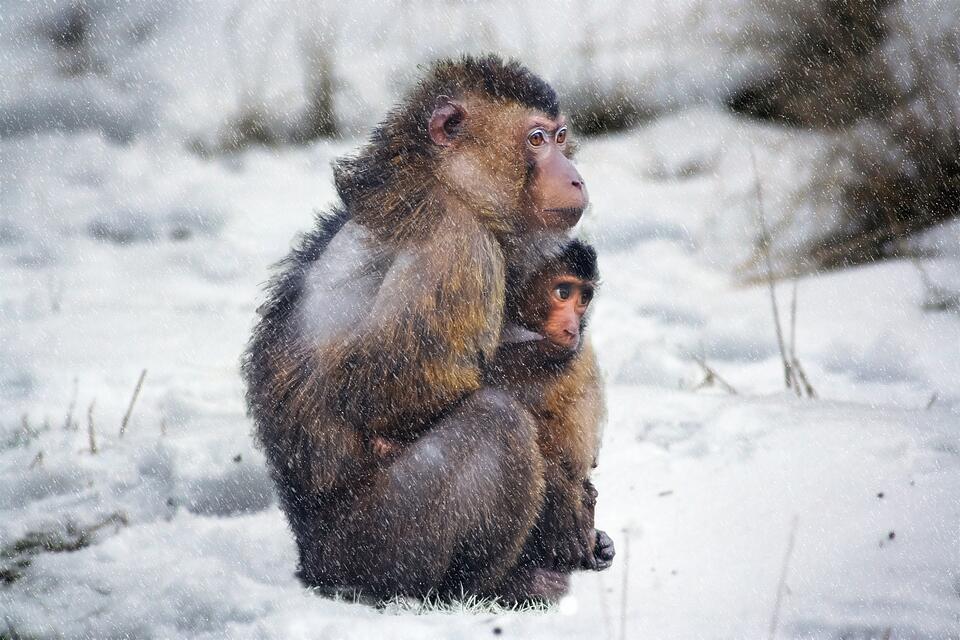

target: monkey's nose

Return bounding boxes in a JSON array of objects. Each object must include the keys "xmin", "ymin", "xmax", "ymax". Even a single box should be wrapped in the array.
[{"xmin": 571, "ymin": 178, "xmax": 584, "ymax": 190}]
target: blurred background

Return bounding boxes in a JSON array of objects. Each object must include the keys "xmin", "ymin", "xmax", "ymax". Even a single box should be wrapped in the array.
[
  {"xmin": 4, "ymin": 0, "xmax": 959, "ymax": 271},
  {"xmin": 2, "ymin": 1, "xmax": 959, "ymax": 638}
]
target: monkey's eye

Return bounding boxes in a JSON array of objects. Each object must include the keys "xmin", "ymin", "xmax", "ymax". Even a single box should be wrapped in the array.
[
  {"xmin": 528, "ymin": 129, "xmax": 546, "ymax": 147},
  {"xmin": 556, "ymin": 127, "xmax": 567, "ymax": 144},
  {"xmin": 580, "ymin": 289, "xmax": 593, "ymax": 305},
  {"xmin": 554, "ymin": 283, "xmax": 572, "ymax": 300}
]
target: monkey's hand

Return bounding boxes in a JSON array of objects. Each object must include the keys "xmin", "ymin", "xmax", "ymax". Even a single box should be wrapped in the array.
[{"xmin": 583, "ymin": 529, "xmax": 615, "ymax": 571}]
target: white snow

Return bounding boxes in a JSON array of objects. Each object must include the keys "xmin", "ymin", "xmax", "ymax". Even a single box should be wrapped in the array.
[{"xmin": 2, "ymin": 2, "xmax": 960, "ymax": 638}]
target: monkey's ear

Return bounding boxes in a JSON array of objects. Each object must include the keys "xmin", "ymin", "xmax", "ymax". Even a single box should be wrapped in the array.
[{"xmin": 428, "ymin": 96, "xmax": 467, "ymax": 146}]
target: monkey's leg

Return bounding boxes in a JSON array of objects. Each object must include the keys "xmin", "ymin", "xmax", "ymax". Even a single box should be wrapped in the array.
[
  {"xmin": 302, "ymin": 388, "xmax": 545, "ymax": 601},
  {"xmin": 519, "ymin": 463, "xmax": 597, "ymax": 574},
  {"xmin": 579, "ymin": 478, "xmax": 615, "ymax": 572}
]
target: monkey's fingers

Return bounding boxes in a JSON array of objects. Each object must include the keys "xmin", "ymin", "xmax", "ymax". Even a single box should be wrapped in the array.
[{"xmin": 593, "ymin": 529, "xmax": 615, "ymax": 571}]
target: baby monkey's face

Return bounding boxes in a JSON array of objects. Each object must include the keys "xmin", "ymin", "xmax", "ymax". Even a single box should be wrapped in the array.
[{"xmin": 538, "ymin": 273, "xmax": 594, "ymax": 353}]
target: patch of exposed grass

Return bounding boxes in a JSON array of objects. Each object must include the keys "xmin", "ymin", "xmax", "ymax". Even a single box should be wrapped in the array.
[
  {"xmin": 381, "ymin": 592, "xmax": 550, "ymax": 615},
  {"xmin": 307, "ymin": 586, "xmax": 551, "ymax": 615},
  {"xmin": 0, "ymin": 513, "xmax": 127, "ymax": 585}
]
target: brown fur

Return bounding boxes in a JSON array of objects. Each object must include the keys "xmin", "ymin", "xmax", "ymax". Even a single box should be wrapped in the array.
[
  {"xmin": 536, "ymin": 343, "xmax": 604, "ymax": 476},
  {"xmin": 485, "ymin": 340, "xmax": 607, "ymax": 572},
  {"xmin": 242, "ymin": 55, "xmax": 589, "ymax": 602}
]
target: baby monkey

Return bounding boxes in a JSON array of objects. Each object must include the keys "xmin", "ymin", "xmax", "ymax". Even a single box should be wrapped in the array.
[
  {"xmin": 368, "ymin": 239, "xmax": 613, "ymax": 578},
  {"xmin": 488, "ymin": 239, "xmax": 613, "ymax": 576}
]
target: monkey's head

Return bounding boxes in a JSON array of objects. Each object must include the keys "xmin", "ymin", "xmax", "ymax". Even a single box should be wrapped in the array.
[
  {"xmin": 334, "ymin": 55, "xmax": 588, "ymax": 239},
  {"xmin": 504, "ymin": 239, "xmax": 599, "ymax": 362}
]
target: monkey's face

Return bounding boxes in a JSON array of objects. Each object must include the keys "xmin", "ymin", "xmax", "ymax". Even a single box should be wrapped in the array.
[
  {"xmin": 506, "ymin": 271, "xmax": 594, "ymax": 364},
  {"xmin": 428, "ymin": 97, "xmax": 588, "ymax": 235},
  {"xmin": 519, "ymin": 115, "xmax": 588, "ymax": 232},
  {"xmin": 539, "ymin": 274, "xmax": 594, "ymax": 352}
]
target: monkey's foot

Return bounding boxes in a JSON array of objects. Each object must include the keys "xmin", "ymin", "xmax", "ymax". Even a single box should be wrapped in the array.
[{"xmin": 589, "ymin": 529, "xmax": 615, "ymax": 571}]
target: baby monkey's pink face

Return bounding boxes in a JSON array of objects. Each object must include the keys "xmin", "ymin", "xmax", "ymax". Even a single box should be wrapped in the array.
[{"xmin": 537, "ymin": 273, "xmax": 594, "ymax": 353}]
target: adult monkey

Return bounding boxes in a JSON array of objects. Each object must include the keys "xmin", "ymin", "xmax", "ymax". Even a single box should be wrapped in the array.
[{"xmin": 243, "ymin": 55, "xmax": 590, "ymax": 602}]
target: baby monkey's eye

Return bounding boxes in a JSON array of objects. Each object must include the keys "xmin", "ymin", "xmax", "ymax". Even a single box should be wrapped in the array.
[
  {"xmin": 554, "ymin": 283, "xmax": 572, "ymax": 300},
  {"xmin": 579, "ymin": 289, "xmax": 593, "ymax": 305}
]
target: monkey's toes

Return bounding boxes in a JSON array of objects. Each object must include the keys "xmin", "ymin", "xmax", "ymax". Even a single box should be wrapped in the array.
[{"xmin": 593, "ymin": 529, "xmax": 615, "ymax": 571}]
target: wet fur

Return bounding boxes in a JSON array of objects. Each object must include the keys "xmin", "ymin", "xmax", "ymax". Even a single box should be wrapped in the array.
[
  {"xmin": 242, "ymin": 55, "xmax": 586, "ymax": 601},
  {"xmin": 485, "ymin": 272, "xmax": 607, "ymax": 574}
]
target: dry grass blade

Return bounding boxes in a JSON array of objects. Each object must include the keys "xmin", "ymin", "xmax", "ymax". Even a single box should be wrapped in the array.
[
  {"xmin": 768, "ymin": 515, "xmax": 799, "ymax": 640},
  {"xmin": 119, "ymin": 369, "xmax": 147, "ymax": 438},
  {"xmin": 64, "ymin": 376, "xmax": 78, "ymax": 431},
  {"xmin": 750, "ymin": 148, "xmax": 795, "ymax": 393},
  {"xmin": 87, "ymin": 400, "xmax": 97, "ymax": 454},
  {"xmin": 692, "ymin": 356, "xmax": 738, "ymax": 395},
  {"xmin": 792, "ymin": 358, "xmax": 817, "ymax": 399},
  {"xmin": 750, "ymin": 148, "xmax": 818, "ymax": 398},
  {"xmin": 789, "ymin": 278, "xmax": 798, "ymax": 364}
]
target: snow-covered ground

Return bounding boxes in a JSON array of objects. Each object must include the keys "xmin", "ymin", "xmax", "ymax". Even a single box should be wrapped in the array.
[
  {"xmin": 3, "ymin": 2, "xmax": 960, "ymax": 637},
  {"xmin": 2, "ymin": 103, "xmax": 959, "ymax": 638}
]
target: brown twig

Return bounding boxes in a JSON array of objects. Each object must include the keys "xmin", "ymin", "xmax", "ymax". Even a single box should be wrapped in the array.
[
  {"xmin": 29, "ymin": 450, "xmax": 44, "ymax": 470},
  {"xmin": 119, "ymin": 369, "xmax": 147, "ymax": 438},
  {"xmin": 751, "ymin": 149, "xmax": 818, "ymax": 399},
  {"xmin": 692, "ymin": 356, "xmax": 738, "ymax": 395},
  {"xmin": 788, "ymin": 278, "xmax": 817, "ymax": 397},
  {"xmin": 87, "ymin": 400, "xmax": 97, "ymax": 454},
  {"xmin": 792, "ymin": 359, "xmax": 818, "ymax": 399},
  {"xmin": 750, "ymin": 148, "xmax": 796, "ymax": 394},
  {"xmin": 789, "ymin": 278, "xmax": 798, "ymax": 365}
]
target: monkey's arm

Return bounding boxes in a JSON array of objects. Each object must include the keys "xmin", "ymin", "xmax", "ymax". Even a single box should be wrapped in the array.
[
  {"xmin": 321, "ymin": 212, "xmax": 506, "ymax": 438},
  {"xmin": 523, "ymin": 342, "xmax": 610, "ymax": 573},
  {"xmin": 518, "ymin": 458, "xmax": 595, "ymax": 573}
]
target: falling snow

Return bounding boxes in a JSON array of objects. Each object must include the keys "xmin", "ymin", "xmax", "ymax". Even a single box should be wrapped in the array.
[{"xmin": 2, "ymin": 2, "xmax": 959, "ymax": 638}]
